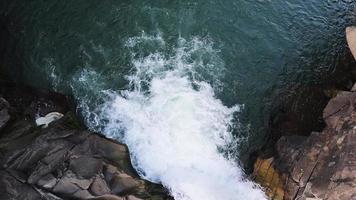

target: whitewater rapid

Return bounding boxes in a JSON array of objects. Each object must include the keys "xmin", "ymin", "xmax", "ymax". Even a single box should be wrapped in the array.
[{"xmin": 72, "ymin": 34, "xmax": 267, "ymax": 200}]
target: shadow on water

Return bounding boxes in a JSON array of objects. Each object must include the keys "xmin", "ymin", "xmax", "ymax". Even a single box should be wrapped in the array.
[
  {"xmin": 0, "ymin": 0, "xmax": 356, "ymax": 172},
  {"xmin": 251, "ymin": 2, "xmax": 356, "ymax": 169}
]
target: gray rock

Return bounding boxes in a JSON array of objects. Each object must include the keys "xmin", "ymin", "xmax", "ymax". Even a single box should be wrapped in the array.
[
  {"xmin": 90, "ymin": 175, "xmax": 111, "ymax": 196},
  {"xmin": 0, "ymin": 170, "xmax": 42, "ymax": 200},
  {"xmin": 37, "ymin": 173, "xmax": 57, "ymax": 189},
  {"xmin": 53, "ymin": 177, "xmax": 80, "ymax": 194},
  {"xmin": 0, "ymin": 97, "xmax": 10, "ymax": 130},
  {"xmin": 73, "ymin": 189, "xmax": 94, "ymax": 199},
  {"xmin": 0, "ymin": 92, "xmax": 170, "ymax": 200},
  {"xmin": 69, "ymin": 156, "xmax": 103, "ymax": 179}
]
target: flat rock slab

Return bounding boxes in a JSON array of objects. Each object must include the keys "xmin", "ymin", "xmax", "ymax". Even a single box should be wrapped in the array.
[{"xmin": 346, "ymin": 26, "xmax": 356, "ymax": 60}]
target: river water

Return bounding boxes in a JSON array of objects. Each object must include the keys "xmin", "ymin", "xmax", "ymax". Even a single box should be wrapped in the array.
[{"xmin": 0, "ymin": 1, "xmax": 355, "ymax": 199}]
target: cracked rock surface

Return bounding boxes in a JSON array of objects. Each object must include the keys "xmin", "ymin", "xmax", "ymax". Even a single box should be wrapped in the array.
[
  {"xmin": 254, "ymin": 90, "xmax": 356, "ymax": 200},
  {"xmin": 0, "ymin": 85, "xmax": 170, "ymax": 200}
]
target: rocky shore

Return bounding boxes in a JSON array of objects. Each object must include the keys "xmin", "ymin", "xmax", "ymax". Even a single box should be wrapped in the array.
[
  {"xmin": 253, "ymin": 27, "xmax": 356, "ymax": 200},
  {"xmin": 0, "ymin": 81, "xmax": 170, "ymax": 200}
]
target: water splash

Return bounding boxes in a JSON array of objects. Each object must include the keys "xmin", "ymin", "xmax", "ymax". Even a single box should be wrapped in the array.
[{"xmin": 91, "ymin": 34, "xmax": 267, "ymax": 200}]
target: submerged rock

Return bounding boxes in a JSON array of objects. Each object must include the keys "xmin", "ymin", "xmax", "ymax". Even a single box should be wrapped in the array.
[{"xmin": 0, "ymin": 85, "xmax": 170, "ymax": 200}]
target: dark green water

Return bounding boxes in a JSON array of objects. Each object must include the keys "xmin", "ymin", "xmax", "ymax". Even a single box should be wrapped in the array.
[{"xmin": 0, "ymin": 1, "xmax": 355, "ymax": 199}]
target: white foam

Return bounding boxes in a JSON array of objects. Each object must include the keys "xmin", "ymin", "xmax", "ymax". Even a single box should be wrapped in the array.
[{"xmin": 98, "ymin": 35, "xmax": 267, "ymax": 200}]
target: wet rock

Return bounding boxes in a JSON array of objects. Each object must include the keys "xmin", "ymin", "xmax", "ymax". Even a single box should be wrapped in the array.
[
  {"xmin": 253, "ymin": 157, "xmax": 284, "ymax": 200},
  {"xmin": 110, "ymin": 173, "xmax": 141, "ymax": 195},
  {"xmin": 0, "ymin": 90, "xmax": 170, "ymax": 200},
  {"xmin": 255, "ymin": 90, "xmax": 356, "ymax": 199}
]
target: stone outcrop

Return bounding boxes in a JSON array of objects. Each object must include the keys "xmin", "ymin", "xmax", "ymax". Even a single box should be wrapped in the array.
[
  {"xmin": 0, "ymin": 85, "xmax": 170, "ymax": 200},
  {"xmin": 254, "ymin": 26, "xmax": 356, "ymax": 200},
  {"xmin": 254, "ymin": 89, "xmax": 356, "ymax": 200}
]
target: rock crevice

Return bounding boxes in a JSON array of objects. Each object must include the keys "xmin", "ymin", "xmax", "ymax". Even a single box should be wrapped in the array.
[{"xmin": 0, "ymin": 86, "xmax": 170, "ymax": 200}]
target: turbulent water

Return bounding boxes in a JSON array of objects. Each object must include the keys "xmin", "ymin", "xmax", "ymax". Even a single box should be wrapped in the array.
[
  {"xmin": 1, "ymin": 0, "xmax": 355, "ymax": 199},
  {"xmin": 93, "ymin": 35, "xmax": 266, "ymax": 199}
]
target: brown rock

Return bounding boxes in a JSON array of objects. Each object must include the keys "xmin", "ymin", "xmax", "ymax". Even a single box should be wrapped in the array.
[
  {"xmin": 73, "ymin": 189, "xmax": 95, "ymax": 199},
  {"xmin": 323, "ymin": 91, "xmax": 356, "ymax": 128},
  {"xmin": 257, "ymin": 91, "xmax": 356, "ymax": 199},
  {"xmin": 53, "ymin": 177, "xmax": 80, "ymax": 194},
  {"xmin": 110, "ymin": 173, "xmax": 140, "ymax": 195},
  {"xmin": 253, "ymin": 157, "xmax": 284, "ymax": 200},
  {"xmin": 90, "ymin": 175, "xmax": 111, "ymax": 196},
  {"xmin": 104, "ymin": 164, "xmax": 119, "ymax": 182},
  {"xmin": 69, "ymin": 156, "xmax": 103, "ymax": 179},
  {"xmin": 346, "ymin": 26, "xmax": 356, "ymax": 60},
  {"xmin": 125, "ymin": 195, "xmax": 143, "ymax": 200}
]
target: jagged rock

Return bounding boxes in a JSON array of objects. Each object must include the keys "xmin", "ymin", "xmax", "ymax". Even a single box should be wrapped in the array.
[
  {"xmin": 255, "ymin": 90, "xmax": 356, "ymax": 200},
  {"xmin": 0, "ymin": 89, "xmax": 170, "ymax": 200},
  {"xmin": 346, "ymin": 26, "xmax": 356, "ymax": 60}
]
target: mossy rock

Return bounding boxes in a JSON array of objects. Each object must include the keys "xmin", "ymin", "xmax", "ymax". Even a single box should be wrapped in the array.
[{"xmin": 253, "ymin": 157, "xmax": 284, "ymax": 200}]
